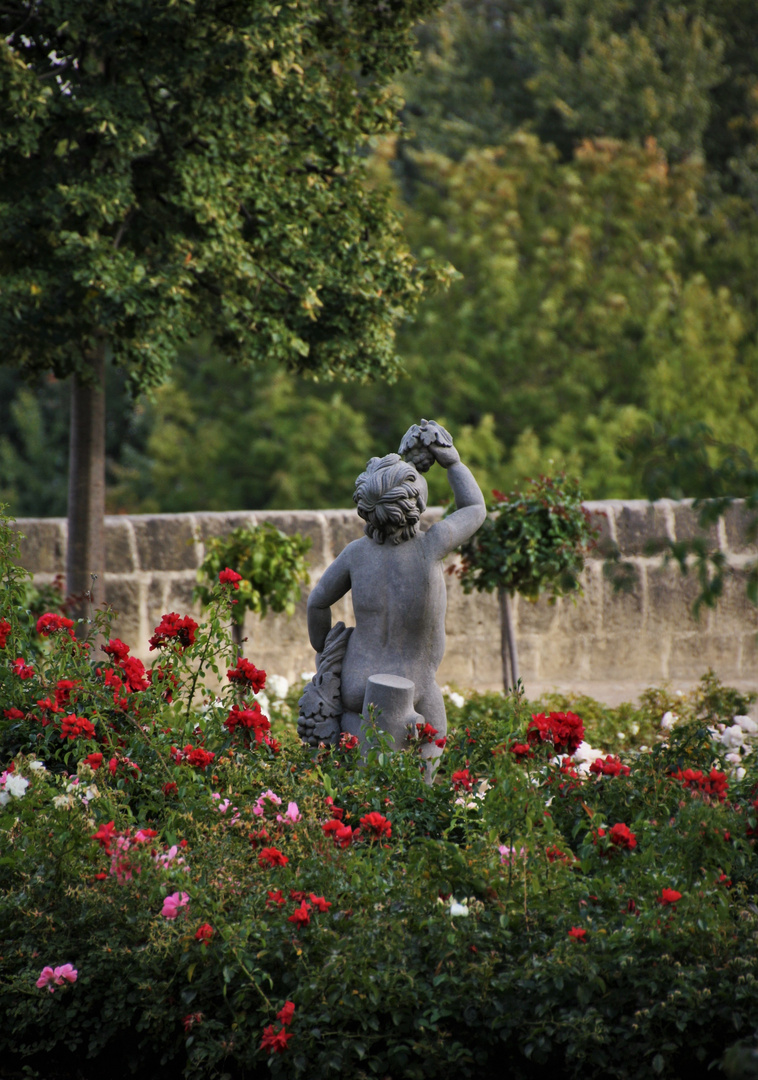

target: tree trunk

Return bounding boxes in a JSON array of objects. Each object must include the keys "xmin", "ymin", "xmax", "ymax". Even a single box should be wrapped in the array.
[
  {"xmin": 66, "ymin": 344, "xmax": 106, "ymax": 632},
  {"xmin": 498, "ymin": 587, "xmax": 520, "ymax": 692}
]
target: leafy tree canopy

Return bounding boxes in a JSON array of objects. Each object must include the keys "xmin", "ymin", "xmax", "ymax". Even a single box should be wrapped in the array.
[{"xmin": 0, "ymin": 0, "xmax": 448, "ymax": 392}]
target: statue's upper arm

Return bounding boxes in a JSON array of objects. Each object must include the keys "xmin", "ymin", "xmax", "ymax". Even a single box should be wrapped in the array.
[{"xmin": 309, "ymin": 544, "xmax": 353, "ymax": 609}]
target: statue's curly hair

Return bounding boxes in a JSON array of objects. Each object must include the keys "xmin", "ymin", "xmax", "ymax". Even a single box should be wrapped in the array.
[{"xmin": 353, "ymin": 454, "xmax": 427, "ymax": 544}]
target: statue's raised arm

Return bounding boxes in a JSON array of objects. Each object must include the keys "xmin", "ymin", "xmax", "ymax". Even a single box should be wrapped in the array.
[{"xmin": 398, "ymin": 419, "xmax": 486, "ymax": 561}]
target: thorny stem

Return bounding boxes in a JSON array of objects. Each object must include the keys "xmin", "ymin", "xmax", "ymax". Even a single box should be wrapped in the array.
[
  {"xmin": 184, "ymin": 626, "xmax": 217, "ymax": 727},
  {"xmin": 226, "ymin": 941, "xmax": 271, "ymax": 1008}
]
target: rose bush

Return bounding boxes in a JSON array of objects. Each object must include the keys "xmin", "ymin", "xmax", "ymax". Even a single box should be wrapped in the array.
[{"xmin": 1, "ymin": 513, "xmax": 758, "ymax": 1079}]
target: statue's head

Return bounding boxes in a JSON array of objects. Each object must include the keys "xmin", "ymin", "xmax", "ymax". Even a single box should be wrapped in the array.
[{"xmin": 353, "ymin": 453, "xmax": 428, "ymax": 545}]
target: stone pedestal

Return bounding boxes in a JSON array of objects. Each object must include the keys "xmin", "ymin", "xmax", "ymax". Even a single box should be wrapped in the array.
[{"xmin": 357, "ymin": 674, "xmax": 423, "ymax": 751}]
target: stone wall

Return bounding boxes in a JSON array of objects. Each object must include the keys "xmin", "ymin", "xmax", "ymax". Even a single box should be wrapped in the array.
[{"xmin": 11, "ymin": 500, "xmax": 758, "ymax": 704}]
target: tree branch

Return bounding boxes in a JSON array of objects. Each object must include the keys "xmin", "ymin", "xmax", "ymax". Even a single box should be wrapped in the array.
[{"xmin": 138, "ymin": 73, "xmax": 171, "ymax": 158}]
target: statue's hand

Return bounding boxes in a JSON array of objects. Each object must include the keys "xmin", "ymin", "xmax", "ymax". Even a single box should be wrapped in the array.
[
  {"xmin": 398, "ymin": 418, "xmax": 454, "ymax": 473},
  {"xmin": 429, "ymin": 441, "xmax": 460, "ymax": 469}
]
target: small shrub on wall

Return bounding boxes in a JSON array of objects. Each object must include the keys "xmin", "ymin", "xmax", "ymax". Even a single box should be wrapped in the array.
[{"xmin": 1, "ymin": 514, "xmax": 758, "ymax": 1080}]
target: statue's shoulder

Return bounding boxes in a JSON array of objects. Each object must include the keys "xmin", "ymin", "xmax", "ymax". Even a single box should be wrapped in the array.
[{"xmin": 334, "ymin": 536, "xmax": 369, "ymax": 562}]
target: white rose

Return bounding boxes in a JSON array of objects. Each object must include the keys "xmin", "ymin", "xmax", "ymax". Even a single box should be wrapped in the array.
[
  {"xmin": 573, "ymin": 741, "xmax": 604, "ymax": 765},
  {"xmin": 721, "ymin": 725, "xmax": 747, "ymax": 751},
  {"xmin": 734, "ymin": 715, "xmax": 758, "ymax": 736},
  {"xmin": 267, "ymin": 674, "xmax": 289, "ymax": 701},
  {"xmin": 6, "ymin": 774, "xmax": 29, "ymax": 799}
]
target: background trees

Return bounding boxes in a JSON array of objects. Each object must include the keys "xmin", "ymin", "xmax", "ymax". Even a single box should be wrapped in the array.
[
  {"xmin": 0, "ymin": 0, "xmax": 446, "ymax": 600},
  {"xmin": 3, "ymin": 0, "xmax": 757, "ymax": 519}
]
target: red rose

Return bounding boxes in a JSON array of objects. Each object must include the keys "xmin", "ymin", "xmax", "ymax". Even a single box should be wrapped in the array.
[
  {"xmin": 149, "ymin": 613, "xmax": 198, "ymax": 651},
  {"xmin": 527, "ymin": 711, "xmax": 584, "ymax": 755},
  {"xmin": 308, "ymin": 894, "xmax": 332, "ymax": 913},
  {"xmin": 568, "ymin": 926, "xmax": 587, "ymax": 941},
  {"xmin": 226, "ymin": 658, "xmax": 266, "ymax": 692},
  {"xmin": 609, "ymin": 823, "xmax": 637, "ymax": 850},
  {"xmin": 590, "ymin": 755, "xmax": 630, "ymax": 778},
  {"xmin": 416, "ymin": 722, "xmax": 439, "ymax": 744},
  {"xmin": 194, "ymin": 923, "xmax": 214, "ymax": 945},
  {"xmin": 277, "ymin": 1001, "xmax": 295, "ymax": 1027},
  {"xmin": 36, "ymin": 612, "xmax": 75, "ymax": 640},
  {"xmin": 102, "ymin": 638, "xmax": 130, "ymax": 661},
  {"xmin": 60, "ymin": 714, "xmax": 96, "ymax": 741},
  {"xmin": 54, "ymin": 679, "xmax": 79, "ymax": 710},
  {"xmin": 219, "ymin": 567, "xmax": 242, "ymax": 589},
  {"xmin": 225, "ymin": 702, "xmax": 270, "ymax": 741},
  {"xmin": 258, "ymin": 846, "xmax": 288, "ymax": 868},
  {"xmin": 451, "ymin": 768, "xmax": 473, "ymax": 791},
  {"xmin": 359, "ymin": 812, "xmax": 392, "ymax": 839},
  {"xmin": 0, "ymin": 619, "xmax": 11, "ymax": 648},
  {"xmin": 659, "ymin": 888, "xmax": 682, "ymax": 906},
  {"xmin": 92, "ymin": 821, "xmax": 117, "ymax": 853},
  {"xmin": 322, "ymin": 820, "xmax": 353, "ymax": 847},
  {"xmin": 12, "ymin": 658, "xmax": 35, "ymax": 680},
  {"xmin": 260, "ymin": 1024, "xmax": 293, "ymax": 1054},
  {"xmin": 287, "ymin": 901, "xmax": 311, "ymax": 926}
]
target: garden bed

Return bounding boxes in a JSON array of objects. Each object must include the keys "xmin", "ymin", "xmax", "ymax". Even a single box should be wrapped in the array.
[{"xmin": 1, "ymin": 516, "xmax": 758, "ymax": 1080}]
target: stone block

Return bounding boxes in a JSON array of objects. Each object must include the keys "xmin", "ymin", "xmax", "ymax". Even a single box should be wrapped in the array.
[
  {"xmin": 145, "ymin": 574, "xmax": 171, "ymax": 642},
  {"xmin": 667, "ymin": 633, "xmax": 742, "ymax": 683},
  {"xmin": 195, "ymin": 512, "xmax": 257, "ymax": 547},
  {"xmin": 419, "ymin": 506, "xmax": 445, "ymax": 534},
  {"xmin": 671, "ymin": 501, "xmax": 720, "ymax": 549},
  {"xmin": 515, "ymin": 593, "xmax": 558, "ymax": 634},
  {"xmin": 739, "ymin": 633, "xmax": 758, "ymax": 680},
  {"xmin": 589, "ymin": 631, "xmax": 667, "ymax": 685},
  {"xmin": 105, "ymin": 517, "xmax": 136, "ymax": 573},
  {"xmin": 538, "ymin": 631, "xmax": 592, "ymax": 683},
  {"xmin": 512, "ymin": 635, "xmax": 541, "ymax": 683},
  {"xmin": 12, "ymin": 519, "xmax": 66, "ymax": 574},
  {"xmin": 133, "ymin": 516, "xmax": 200, "ymax": 571},
  {"xmin": 445, "ymin": 585, "xmax": 498, "ymax": 642},
  {"xmin": 614, "ymin": 501, "xmax": 671, "ymax": 556},
  {"xmin": 166, "ymin": 576, "xmax": 203, "ymax": 618},
  {"xmin": 723, "ymin": 501, "xmax": 758, "ymax": 555},
  {"xmin": 602, "ymin": 564, "xmax": 644, "ymax": 635},
  {"xmin": 709, "ymin": 570, "xmax": 758, "ymax": 634},
  {"xmin": 104, "ymin": 578, "xmax": 143, "ymax": 649},
  {"xmin": 323, "ymin": 509, "xmax": 365, "ymax": 557},
  {"xmin": 438, "ymin": 648, "xmax": 477, "ymax": 687},
  {"xmin": 583, "ymin": 502, "xmax": 614, "ymax": 549},
  {"xmin": 646, "ymin": 564, "xmax": 707, "ymax": 634},
  {"xmin": 551, "ymin": 565, "xmax": 603, "ymax": 636}
]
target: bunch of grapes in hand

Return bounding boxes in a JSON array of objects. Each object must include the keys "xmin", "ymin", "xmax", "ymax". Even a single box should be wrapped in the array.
[{"xmin": 398, "ymin": 419, "xmax": 454, "ymax": 473}]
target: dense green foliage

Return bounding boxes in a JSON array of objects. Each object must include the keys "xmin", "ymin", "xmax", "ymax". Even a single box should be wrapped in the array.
[
  {"xmin": 2, "ymin": 517, "xmax": 758, "ymax": 1079},
  {"xmin": 194, "ymin": 524, "xmax": 311, "ymax": 625},
  {"xmin": 458, "ymin": 474, "xmax": 597, "ymax": 601},
  {"xmin": 2, "ymin": 0, "xmax": 758, "ymax": 517},
  {"xmin": 0, "ymin": 0, "xmax": 446, "ymax": 389}
]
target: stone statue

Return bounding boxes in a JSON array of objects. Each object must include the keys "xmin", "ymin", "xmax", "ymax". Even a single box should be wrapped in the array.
[{"xmin": 298, "ymin": 420, "xmax": 486, "ymax": 773}]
